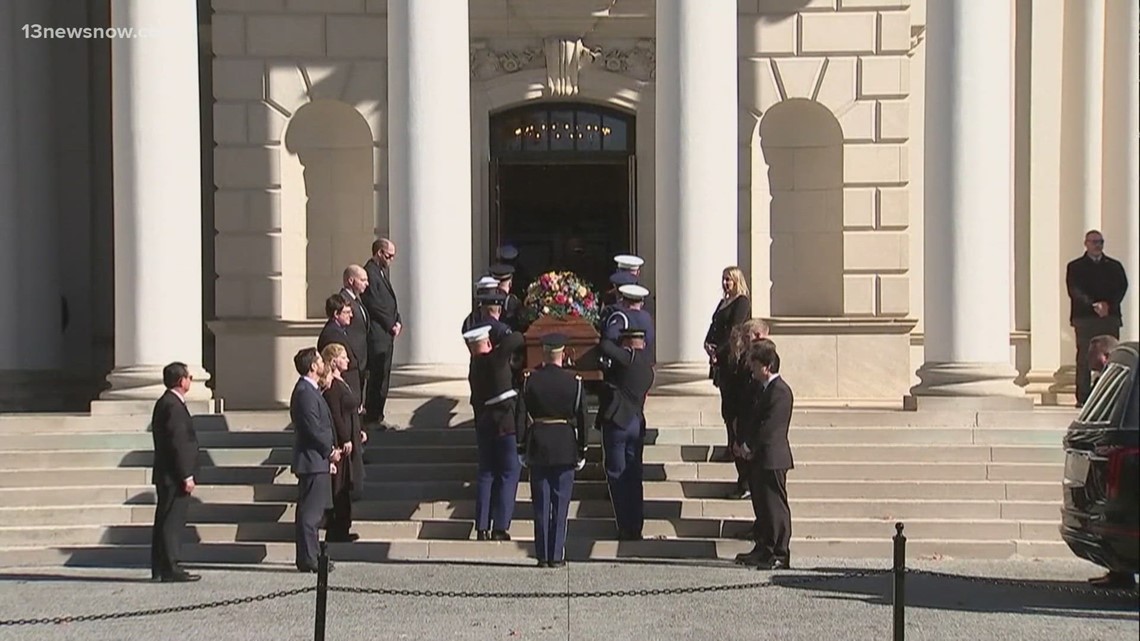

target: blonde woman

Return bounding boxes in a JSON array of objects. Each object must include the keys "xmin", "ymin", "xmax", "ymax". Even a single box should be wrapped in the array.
[
  {"xmin": 320, "ymin": 342, "xmax": 365, "ymax": 542},
  {"xmin": 704, "ymin": 267, "xmax": 752, "ymax": 461}
]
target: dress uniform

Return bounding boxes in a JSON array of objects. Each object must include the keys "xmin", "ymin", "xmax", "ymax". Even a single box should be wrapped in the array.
[
  {"xmin": 519, "ymin": 334, "xmax": 588, "ymax": 567},
  {"xmin": 600, "ymin": 271, "xmax": 638, "ymax": 321},
  {"xmin": 464, "ymin": 324, "xmax": 525, "ymax": 541},
  {"xmin": 489, "ymin": 263, "xmax": 525, "ymax": 331},
  {"xmin": 602, "ymin": 284, "xmax": 656, "ymax": 364},
  {"xmin": 461, "ymin": 290, "xmax": 513, "ymax": 344},
  {"xmin": 596, "ymin": 328, "xmax": 655, "ymax": 540}
]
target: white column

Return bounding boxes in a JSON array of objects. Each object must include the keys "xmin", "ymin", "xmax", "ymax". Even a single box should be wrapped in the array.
[
  {"xmin": 387, "ymin": 0, "xmax": 473, "ymax": 374},
  {"xmin": 1024, "ymin": 0, "xmax": 1066, "ymax": 403},
  {"xmin": 99, "ymin": 0, "xmax": 212, "ymax": 406},
  {"xmin": 655, "ymin": 0, "xmax": 738, "ymax": 387},
  {"xmin": 1080, "ymin": 0, "xmax": 1107, "ymax": 234},
  {"xmin": 907, "ymin": 0, "xmax": 1028, "ymax": 408},
  {"xmin": 1124, "ymin": 0, "xmax": 1140, "ymax": 341},
  {"xmin": 0, "ymin": 0, "xmax": 63, "ymax": 373}
]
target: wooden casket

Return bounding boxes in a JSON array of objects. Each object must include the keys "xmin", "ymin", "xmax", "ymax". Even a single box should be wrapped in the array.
[{"xmin": 522, "ymin": 315, "xmax": 603, "ymax": 381}]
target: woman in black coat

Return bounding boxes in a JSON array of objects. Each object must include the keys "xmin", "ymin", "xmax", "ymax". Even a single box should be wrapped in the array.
[
  {"xmin": 704, "ymin": 266, "xmax": 752, "ymax": 463},
  {"xmin": 319, "ymin": 343, "xmax": 366, "ymax": 542}
]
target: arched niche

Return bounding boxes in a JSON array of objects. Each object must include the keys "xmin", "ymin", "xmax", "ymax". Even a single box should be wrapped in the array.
[
  {"xmin": 283, "ymin": 100, "xmax": 375, "ymax": 319},
  {"xmin": 759, "ymin": 99, "xmax": 844, "ymax": 317}
]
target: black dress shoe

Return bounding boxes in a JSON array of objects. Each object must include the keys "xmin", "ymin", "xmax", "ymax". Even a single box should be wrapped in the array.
[
  {"xmin": 490, "ymin": 529, "xmax": 511, "ymax": 541},
  {"xmin": 536, "ymin": 560, "xmax": 549, "ymax": 568},
  {"xmin": 548, "ymin": 560, "xmax": 566, "ymax": 568},
  {"xmin": 162, "ymin": 571, "xmax": 201, "ymax": 583},
  {"xmin": 476, "ymin": 530, "xmax": 491, "ymax": 541},
  {"xmin": 756, "ymin": 557, "xmax": 791, "ymax": 570},
  {"xmin": 1089, "ymin": 571, "xmax": 1137, "ymax": 589},
  {"xmin": 297, "ymin": 560, "xmax": 336, "ymax": 574}
]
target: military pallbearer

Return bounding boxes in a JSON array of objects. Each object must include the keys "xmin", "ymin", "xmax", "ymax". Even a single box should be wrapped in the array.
[
  {"xmin": 519, "ymin": 333, "xmax": 588, "ymax": 567},
  {"xmin": 463, "ymin": 324, "xmax": 525, "ymax": 541}
]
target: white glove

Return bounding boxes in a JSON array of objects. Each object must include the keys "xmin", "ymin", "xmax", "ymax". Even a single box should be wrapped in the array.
[
  {"xmin": 517, "ymin": 454, "xmax": 527, "ymax": 468},
  {"xmin": 575, "ymin": 458, "xmax": 586, "ymax": 472}
]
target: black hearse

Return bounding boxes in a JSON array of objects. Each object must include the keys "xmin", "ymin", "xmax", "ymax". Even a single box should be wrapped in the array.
[{"xmin": 1060, "ymin": 341, "xmax": 1140, "ymax": 576}]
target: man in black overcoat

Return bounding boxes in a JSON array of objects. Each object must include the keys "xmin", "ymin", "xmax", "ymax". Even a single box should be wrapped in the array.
[
  {"xmin": 150, "ymin": 362, "xmax": 201, "ymax": 582},
  {"xmin": 318, "ymin": 294, "xmax": 361, "ymax": 400},
  {"xmin": 362, "ymin": 239, "xmax": 402, "ymax": 429},
  {"xmin": 1065, "ymin": 230, "xmax": 1129, "ymax": 406},
  {"xmin": 339, "ymin": 265, "xmax": 371, "ymax": 403}
]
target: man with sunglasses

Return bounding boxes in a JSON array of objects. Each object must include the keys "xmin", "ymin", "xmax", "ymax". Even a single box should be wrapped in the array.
[
  {"xmin": 1065, "ymin": 230, "xmax": 1129, "ymax": 407},
  {"xmin": 362, "ymin": 238, "xmax": 402, "ymax": 430}
]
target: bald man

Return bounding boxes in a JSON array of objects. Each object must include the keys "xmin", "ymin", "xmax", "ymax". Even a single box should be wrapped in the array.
[
  {"xmin": 338, "ymin": 265, "xmax": 370, "ymax": 401},
  {"xmin": 362, "ymin": 239, "xmax": 402, "ymax": 430}
]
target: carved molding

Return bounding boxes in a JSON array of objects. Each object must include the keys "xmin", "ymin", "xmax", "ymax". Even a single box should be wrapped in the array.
[{"xmin": 470, "ymin": 38, "xmax": 656, "ymax": 88}]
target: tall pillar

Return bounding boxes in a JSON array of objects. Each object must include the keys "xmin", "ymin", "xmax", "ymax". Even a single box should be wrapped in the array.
[
  {"xmin": 1080, "ymin": 0, "xmax": 1106, "ymax": 234},
  {"xmin": 0, "ymin": 0, "xmax": 63, "ymax": 373},
  {"xmin": 97, "ymin": 0, "xmax": 213, "ymax": 410},
  {"xmin": 1024, "ymin": 0, "xmax": 1066, "ymax": 404},
  {"xmin": 1104, "ymin": 0, "xmax": 1140, "ymax": 341},
  {"xmin": 387, "ymin": 0, "xmax": 472, "ymax": 381},
  {"xmin": 654, "ymin": 0, "xmax": 738, "ymax": 393},
  {"xmin": 907, "ymin": 0, "xmax": 1029, "ymax": 409}
]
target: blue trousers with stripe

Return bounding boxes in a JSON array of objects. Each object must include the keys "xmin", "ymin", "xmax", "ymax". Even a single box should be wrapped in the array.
[
  {"xmin": 475, "ymin": 425, "xmax": 520, "ymax": 532},
  {"xmin": 602, "ymin": 416, "xmax": 645, "ymax": 536},
  {"xmin": 529, "ymin": 465, "xmax": 575, "ymax": 562}
]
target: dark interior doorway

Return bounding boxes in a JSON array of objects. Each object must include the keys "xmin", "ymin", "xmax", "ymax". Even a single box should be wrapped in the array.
[{"xmin": 490, "ymin": 103, "xmax": 635, "ymax": 297}]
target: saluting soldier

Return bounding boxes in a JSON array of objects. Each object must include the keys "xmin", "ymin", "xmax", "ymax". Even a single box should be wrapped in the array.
[
  {"xmin": 462, "ymin": 290, "xmax": 512, "ymax": 344},
  {"xmin": 603, "ymin": 284, "xmax": 656, "ymax": 364},
  {"xmin": 519, "ymin": 333, "xmax": 588, "ymax": 568},
  {"xmin": 489, "ymin": 263, "xmax": 524, "ymax": 331},
  {"xmin": 596, "ymin": 328, "xmax": 655, "ymax": 541},
  {"xmin": 464, "ymin": 324, "xmax": 525, "ymax": 541},
  {"xmin": 600, "ymin": 271, "xmax": 638, "ymax": 322},
  {"xmin": 470, "ymin": 275, "xmax": 501, "ymax": 313}
]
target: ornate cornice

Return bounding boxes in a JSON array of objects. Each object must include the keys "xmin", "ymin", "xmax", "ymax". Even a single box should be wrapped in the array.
[{"xmin": 470, "ymin": 38, "xmax": 656, "ymax": 88}]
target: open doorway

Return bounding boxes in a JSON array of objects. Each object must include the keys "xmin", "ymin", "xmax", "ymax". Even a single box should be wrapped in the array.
[{"xmin": 489, "ymin": 103, "xmax": 636, "ymax": 296}]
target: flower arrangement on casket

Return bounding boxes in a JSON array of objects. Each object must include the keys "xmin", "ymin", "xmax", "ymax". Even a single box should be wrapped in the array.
[{"xmin": 521, "ymin": 271, "xmax": 601, "ymax": 325}]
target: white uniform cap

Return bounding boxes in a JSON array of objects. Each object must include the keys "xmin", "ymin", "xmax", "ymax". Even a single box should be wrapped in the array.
[
  {"xmin": 462, "ymin": 325, "xmax": 492, "ymax": 343},
  {"xmin": 618, "ymin": 284, "xmax": 650, "ymax": 300},
  {"xmin": 475, "ymin": 276, "xmax": 499, "ymax": 289},
  {"xmin": 614, "ymin": 254, "xmax": 644, "ymax": 269}
]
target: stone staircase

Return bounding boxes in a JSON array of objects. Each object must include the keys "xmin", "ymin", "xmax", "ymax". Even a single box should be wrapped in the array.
[{"xmin": 0, "ymin": 398, "xmax": 1078, "ymax": 567}]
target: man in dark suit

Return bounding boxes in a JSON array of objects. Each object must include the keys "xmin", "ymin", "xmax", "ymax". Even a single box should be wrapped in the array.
[
  {"xmin": 318, "ymin": 294, "xmax": 361, "ymax": 398},
  {"xmin": 734, "ymin": 339, "xmax": 794, "ymax": 570},
  {"xmin": 150, "ymin": 362, "xmax": 201, "ymax": 583},
  {"xmin": 362, "ymin": 238, "xmax": 401, "ymax": 430},
  {"xmin": 339, "ymin": 265, "xmax": 371, "ymax": 403},
  {"xmin": 596, "ymin": 328, "xmax": 655, "ymax": 541},
  {"xmin": 290, "ymin": 347, "xmax": 343, "ymax": 573},
  {"xmin": 1065, "ymin": 229, "xmax": 1129, "ymax": 406}
]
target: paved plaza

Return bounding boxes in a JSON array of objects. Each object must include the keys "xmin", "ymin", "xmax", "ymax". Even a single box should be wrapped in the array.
[{"xmin": 0, "ymin": 557, "xmax": 1135, "ymax": 641}]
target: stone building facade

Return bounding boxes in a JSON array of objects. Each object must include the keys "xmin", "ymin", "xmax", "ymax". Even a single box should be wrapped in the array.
[{"xmin": 0, "ymin": 0, "xmax": 1136, "ymax": 411}]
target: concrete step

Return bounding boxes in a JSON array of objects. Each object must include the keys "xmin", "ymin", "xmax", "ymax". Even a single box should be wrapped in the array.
[
  {"xmin": 0, "ymin": 406, "xmax": 1080, "ymax": 434},
  {"xmin": 0, "ymin": 536, "xmax": 1074, "ymax": 568},
  {"xmin": 0, "ymin": 443, "xmax": 1067, "ymax": 467},
  {"xmin": 0, "ymin": 479, "xmax": 1060, "ymax": 507},
  {"xmin": 0, "ymin": 498, "xmax": 1061, "ymax": 527},
  {"xmin": 0, "ymin": 517, "xmax": 1063, "ymax": 547},
  {"xmin": 0, "ymin": 425, "xmax": 1070, "ymax": 452}
]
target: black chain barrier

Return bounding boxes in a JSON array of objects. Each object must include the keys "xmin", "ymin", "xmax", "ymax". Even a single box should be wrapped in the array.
[
  {"xmin": 0, "ymin": 586, "xmax": 316, "ymax": 627},
  {"xmin": 328, "ymin": 567, "xmax": 890, "ymax": 601}
]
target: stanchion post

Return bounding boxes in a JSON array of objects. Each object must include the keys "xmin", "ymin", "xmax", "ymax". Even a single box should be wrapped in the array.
[
  {"xmin": 892, "ymin": 522, "xmax": 906, "ymax": 641},
  {"xmin": 315, "ymin": 541, "xmax": 329, "ymax": 641}
]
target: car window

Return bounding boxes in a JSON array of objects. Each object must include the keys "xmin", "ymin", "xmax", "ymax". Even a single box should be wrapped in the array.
[{"xmin": 1077, "ymin": 363, "xmax": 1133, "ymax": 425}]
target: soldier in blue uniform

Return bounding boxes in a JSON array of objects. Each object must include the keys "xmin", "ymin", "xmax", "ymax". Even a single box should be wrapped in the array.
[
  {"xmin": 519, "ymin": 333, "xmax": 588, "ymax": 567},
  {"xmin": 461, "ymin": 290, "xmax": 512, "ymax": 344},
  {"xmin": 602, "ymin": 284, "xmax": 656, "ymax": 364},
  {"xmin": 497, "ymin": 244, "xmax": 532, "ymax": 300},
  {"xmin": 463, "ymin": 324, "xmax": 525, "ymax": 541},
  {"xmin": 488, "ymin": 263, "xmax": 525, "ymax": 331},
  {"xmin": 596, "ymin": 328, "xmax": 655, "ymax": 540},
  {"xmin": 600, "ymin": 270, "xmax": 638, "ymax": 317}
]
